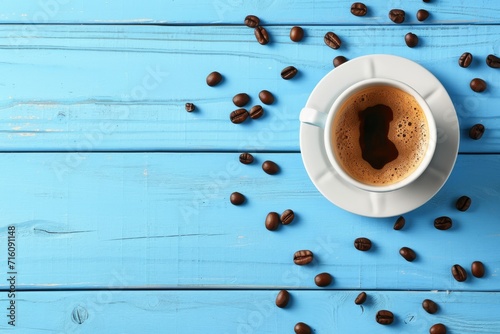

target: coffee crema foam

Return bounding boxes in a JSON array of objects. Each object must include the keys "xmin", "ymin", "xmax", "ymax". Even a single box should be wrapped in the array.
[{"xmin": 332, "ymin": 85, "xmax": 429, "ymax": 186}]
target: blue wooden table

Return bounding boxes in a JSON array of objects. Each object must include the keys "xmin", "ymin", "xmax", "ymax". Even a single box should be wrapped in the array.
[{"xmin": 0, "ymin": 1, "xmax": 499, "ymax": 333}]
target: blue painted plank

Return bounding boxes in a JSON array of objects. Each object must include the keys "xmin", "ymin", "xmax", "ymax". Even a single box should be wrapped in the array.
[
  {"xmin": 0, "ymin": 25, "xmax": 498, "ymax": 152},
  {"xmin": 0, "ymin": 153, "xmax": 498, "ymax": 290},
  {"xmin": 0, "ymin": 0, "xmax": 499, "ymax": 24},
  {"xmin": 0, "ymin": 290, "xmax": 499, "ymax": 333}
]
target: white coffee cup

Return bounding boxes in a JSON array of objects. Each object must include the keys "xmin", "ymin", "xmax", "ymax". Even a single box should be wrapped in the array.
[{"xmin": 300, "ymin": 78, "xmax": 437, "ymax": 193}]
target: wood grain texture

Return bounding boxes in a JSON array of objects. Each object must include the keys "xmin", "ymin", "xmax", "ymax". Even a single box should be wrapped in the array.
[
  {"xmin": 0, "ymin": 25, "xmax": 498, "ymax": 152},
  {"xmin": 0, "ymin": 153, "xmax": 498, "ymax": 290},
  {"xmin": 0, "ymin": 0, "xmax": 499, "ymax": 24},
  {"xmin": 1, "ymin": 290, "xmax": 499, "ymax": 333}
]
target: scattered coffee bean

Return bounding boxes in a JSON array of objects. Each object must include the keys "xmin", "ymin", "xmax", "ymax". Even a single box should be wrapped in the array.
[
  {"xmin": 470, "ymin": 78, "xmax": 487, "ymax": 92},
  {"xmin": 324, "ymin": 31, "xmax": 341, "ymax": 49},
  {"xmin": 486, "ymin": 54, "xmax": 500, "ymax": 68},
  {"xmin": 333, "ymin": 55, "xmax": 348, "ymax": 67},
  {"xmin": 451, "ymin": 264, "xmax": 467, "ymax": 282},
  {"xmin": 416, "ymin": 9, "xmax": 429, "ymax": 21},
  {"xmin": 233, "ymin": 93, "xmax": 250, "ymax": 107},
  {"xmin": 281, "ymin": 209, "xmax": 295, "ymax": 225},
  {"xmin": 290, "ymin": 26, "xmax": 304, "ymax": 42},
  {"xmin": 230, "ymin": 108, "xmax": 249, "ymax": 124},
  {"xmin": 185, "ymin": 102, "xmax": 195, "ymax": 112},
  {"xmin": 423, "ymin": 0, "xmax": 431, "ymax": 2},
  {"xmin": 314, "ymin": 272, "xmax": 332, "ymax": 287},
  {"xmin": 262, "ymin": 160, "xmax": 279, "ymax": 175},
  {"xmin": 456, "ymin": 195, "xmax": 471, "ymax": 211},
  {"xmin": 469, "ymin": 124, "xmax": 485, "ymax": 140},
  {"xmin": 254, "ymin": 26, "xmax": 270, "ymax": 45},
  {"xmin": 400, "ymin": 247, "xmax": 417, "ymax": 262},
  {"xmin": 393, "ymin": 216, "xmax": 406, "ymax": 230},
  {"xmin": 354, "ymin": 237, "xmax": 372, "ymax": 251},
  {"xmin": 265, "ymin": 212, "xmax": 280, "ymax": 231},
  {"xmin": 275, "ymin": 289, "xmax": 290, "ymax": 308},
  {"xmin": 471, "ymin": 261, "xmax": 485, "ymax": 278},
  {"xmin": 405, "ymin": 32, "xmax": 419, "ymax": 48},
  {"xmin": 259, "ymin": 90, "xmax": 275, "ymax": 105},
  {"xmin": 230, "ymin": 192, "xmax": 245, "ymax": 205},
  {"xmin": 206, "ymin": 71, "xmax": 222, "ymax": 87},
  {"xmin": 458, "ymin": 52, "xmax": 473, "ymax": 68},
  {"xmin": 376, "ymin": 310, "xmax": 394, "ymax": 325},
  {"xmin": 249, "ymin": 105, "xmax": 264, "ymax": 119},
  {"xmin": 351, "ymin": 2, "xmax": 367, "ymax": 16},
  {"xmin": 293, "ymin": 250, "xmax": 313, "ymax": 265},
  {"xmin": 389, "ymin": 9, "xmax": 405, "ymax": 24},
  {"xmin": 430, "ymin": 323, "xmax": 447, "ymax": 334},
  {"xmin": 294, "ymin": 322, "xmax": 312, "ymax": 334},
  {"xmin": 281, "ymin": 66, "xmax": 298, "ymax": 80},
  {"xmin": 239, "ymin": 152, "xmax": 254, "ymax": 165},
  {"xmin": 422, "ymin": 299, "xmax": 438, "ymax": 314},
  {"xmin": 355, "ymin": 292, "xmax": 367, "ymax": 305},
  {"xmin": 244, "ymin": 15, "xmax": 260, "ymax": 28},
  {"xmin": 434, "ymin": 216, "xmax": 452, "ymax": 230}
]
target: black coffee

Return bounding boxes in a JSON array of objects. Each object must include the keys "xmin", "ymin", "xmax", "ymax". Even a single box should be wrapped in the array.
[{"xmin": 333, "ymin": 85, "xmax": 429, "ymax": 186}]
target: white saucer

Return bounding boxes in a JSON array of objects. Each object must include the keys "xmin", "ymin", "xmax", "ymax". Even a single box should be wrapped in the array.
[{"xmin": 299, "ymin": 54, "xmax": 459, "ymax": 218}]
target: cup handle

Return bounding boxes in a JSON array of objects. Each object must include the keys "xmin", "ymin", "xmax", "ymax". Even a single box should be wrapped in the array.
[{"xmin": 300, "ymin": 107, "xmax": 327, "ymax": 128}]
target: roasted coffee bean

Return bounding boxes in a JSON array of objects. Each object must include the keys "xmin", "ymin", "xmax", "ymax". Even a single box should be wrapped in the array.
[
  {"xmin": 249, "ymin": 105, "xmax": 264, "ymax": 119},
  {"xmin": 417, "ymin": 9, "xmax": 429, "ymax": 21},
  {"xmin": 458, "ymin": 52, "xmax": 473, "ymax": 68},
  {"xmin": 294, "ymin": 322, "xmax": 311, "ymax": 334},
  {"xmin": 422, "ymin": 299, "xmax": 438, "ymax": 314},
  {"xmin": 434, "ymin": 216, "xmax": 452, "ymax": 230},
  {"xmin": 324, "ymin": 32, "xmax": 341, "ymax": 49},
  {"xmin": 393, "ymin": 216, "xmax": 406, "ymax": 230},
  {"xmin": 376, "ymin": 310, "xmax": 394, "ymax": 325},
  {"xmin": 281, "ymin": 209, "xmax": 295, "ymax": 225},
  {"xmin": 230, "ymin": 192, "xmax": 245, "ymax": 205},
  {"xmin": 262, "ymin": 160, "xmax": 279, "ymax": 175},
  {"xmin": 281, "ymin": 66, "xmax": 298, "ymax": 80},
  {"xmin": 470, "ymin": 78, "xmax": 487, "ymax": 92},
  {"xmin": 275, "ymin": 289, "xmax": 290, "ymax": 308},
  {"xmin": 400, "ymin": 247, "xmax": 417, "ymax": 262},
  {"xmin": 254, "ymin": 26, "xmax": 270, "ymax": 45},
  {"xmin": 290, "ymin": 26, "xmax": 304, "ymax": 42},
  {"xmin": 293, "ymin": 250, "xmax": 313, "ymax": 265},
  {"xmin": 233, "ymin": 93, "xmax": 250, "ymax": 107},
  {"xmin": 451, "ymin": 264, "xmax": 467, "ymax": 282},
  {"xmin": 206, "ymin": 71, "xmax": 222, "ymax": 87},
  {"xmin": 230, "ymin": 108, "xmax": 249, "ymax": 124},
  {"xmin": 314, "ymin": 272, "xmax": 332, "ymax": 287},
  {"xmin": 354, "ymin": 237, "xmax": 372, "ymax": 251},
  {"xmin": 486, "ymin": 54, "xmax": 500, "ymax": 68},
  {"xmin": 258, "ymin": 90, "xmax": 274, "ymax": 105},
  {"xmin": 389, "ymin": 9, "xmax": 405, "ymax": 23},
  {"xmin": 355, "ymin": 292, "xmax": 367, "ymax": 305},
  {"xmin": 430, "ymin": 323, "xmax": 447, "ymax": 334},
  {"xmin": 471, "ymin": 261, "xmax": 485, "ymax": 278},
  {"xmin": 244, "ymin": 15, "xmax": 260, "ymax": 28},
  {"xmin": 333, "ymin": 55, "xmax": 348, "ymax": 67},
  {"xmin": 469, "ymin": 124, "xmax": 485, "ymax": 140},
  {"xmin": 405, "ymin": 32, "xmax": 419, "ymax": 48},
  {"xmin": 185, "ymin": 102, "xmax": 195, "ymax": 112},
  {"xmin": 239, "ymin": 152, "xmax": 254, "ymax": 164},
  {"xmin": 351, "ymin": 2, "xmax": 367, "ymax": 16},
  {"xmin": 456, "ymin": 195, "xmax": 471, "ymax": 211},
  {"xmin": 423, "ymin": 0, "xmax": 431, "ymax": 2},
  {"xmin": 265, "ymin": 212, "xmax": 280, "ymax": 231}
]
